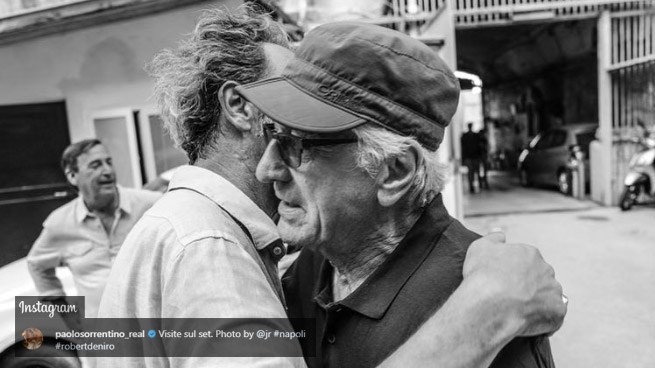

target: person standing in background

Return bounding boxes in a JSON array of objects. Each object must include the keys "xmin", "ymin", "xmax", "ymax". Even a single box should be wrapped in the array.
[
  {"xmin": 478, "ymin": 127, "xmax": 490, "ymax": 189},
  {"xmin": 27, "ymin": 139, "xmax": 161, "ymax": 317},
  {"xmin": 461, "ymin": 122, "xmax": 482, "ymax": 193}
]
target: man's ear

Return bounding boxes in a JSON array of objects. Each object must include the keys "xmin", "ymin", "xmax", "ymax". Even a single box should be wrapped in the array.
[
  {"xmin": 218, "ymin": 80, "xmax": 257, "ymax": 132},
  {"xmin": 65, "ymin": 170, "xmax": 77, "ymax": 187},
  {"xmin": 376, "ymin": 141, "xmax": 423, "ymax": 207}
]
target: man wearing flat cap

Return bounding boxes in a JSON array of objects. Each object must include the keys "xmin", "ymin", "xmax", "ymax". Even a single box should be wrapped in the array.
[{"xmin": 238, "ymin": 22, "xmax": 559, "ymax": 368}]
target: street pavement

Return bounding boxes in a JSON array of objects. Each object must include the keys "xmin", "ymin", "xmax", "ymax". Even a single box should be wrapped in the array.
[
  {"xmin": 463, "ymin": 171, "xmax": 598, "ymax": 217},
  {"xmin": 462, "ymin": 171, "xmax": 655, "ymax": 368}
]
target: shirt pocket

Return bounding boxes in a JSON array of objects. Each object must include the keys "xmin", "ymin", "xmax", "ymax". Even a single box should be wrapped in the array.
[{"xmin": 67, "ymin": 243, "xmax": 94, "ymax": 258}]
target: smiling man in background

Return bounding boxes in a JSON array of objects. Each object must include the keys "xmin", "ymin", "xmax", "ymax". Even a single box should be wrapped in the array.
[{"xmin": 27, "ymin": 139, "xmax": 161, "ymax": 317}]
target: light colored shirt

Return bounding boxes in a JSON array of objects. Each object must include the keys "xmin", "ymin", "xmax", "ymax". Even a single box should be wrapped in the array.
[
  {"xmin": 26, "ymin": 186, "xmax": 162, "ymax": 318},
  {"xmin": 96, "ymin": 165, "xmax": 305, "ymax": 368}
]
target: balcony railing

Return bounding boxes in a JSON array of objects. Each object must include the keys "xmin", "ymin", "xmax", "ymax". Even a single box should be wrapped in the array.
[
  {"xmin": 320, "ymin": 0, "xmax": 654, "ymax": 31},
  {"xmin": 454, "ymin": 0, "xmax": 653, "ymax": 27}
]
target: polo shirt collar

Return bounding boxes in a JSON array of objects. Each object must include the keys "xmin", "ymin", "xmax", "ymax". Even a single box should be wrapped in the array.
[
  {"xmin": 315, "ymin": 194, "xmax": 454, "ymax": 319},
  {"xmin": 74, "ymin": 185, "xmax": 128, "ymax": 223},
  {"xmin": 167, "ymin": 165, "xmax": 279, "ymax": 251}
]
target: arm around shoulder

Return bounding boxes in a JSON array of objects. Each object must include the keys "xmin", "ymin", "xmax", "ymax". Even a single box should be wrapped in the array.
[{"xmin": 378, "ymin": 233, "xmax": 567, "ymax": 368}]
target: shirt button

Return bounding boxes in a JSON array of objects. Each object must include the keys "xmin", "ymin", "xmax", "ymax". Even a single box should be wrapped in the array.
[
  {"xmin": 327, "ymin": 334, "xmax": 336, "ymax": 344},
  {"xmin": 272, "ymin": 246, "xmax": 283, "ymax": 257}
]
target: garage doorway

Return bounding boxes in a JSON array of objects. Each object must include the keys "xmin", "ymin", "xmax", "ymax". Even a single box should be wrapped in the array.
[{"xmin": 0, "ymin": 101, "xmax": 75, "ymax": 266}]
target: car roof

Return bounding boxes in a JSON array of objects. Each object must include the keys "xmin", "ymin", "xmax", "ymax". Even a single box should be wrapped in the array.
[
  {"xmin": 563, "ymin": 123, "xmax": 597, "ymax": 131},
  {"xmin": 545, "ymin": 123, "xmax": 598, "ymax": 134}
]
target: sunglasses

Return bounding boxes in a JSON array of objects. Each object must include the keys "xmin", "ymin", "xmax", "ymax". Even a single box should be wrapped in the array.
[{"xmin": 263, "ymin": 124, "xmax": 358, "ymax": 168}]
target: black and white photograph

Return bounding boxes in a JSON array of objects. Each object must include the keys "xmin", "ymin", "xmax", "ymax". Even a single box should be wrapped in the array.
[{"xmin": 0, "ymin": 0, "xmax": 653, "ymax": 367}]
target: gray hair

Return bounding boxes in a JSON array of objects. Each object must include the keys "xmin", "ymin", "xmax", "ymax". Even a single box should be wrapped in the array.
[
  {"xmin": 148, "ymin": 5, "xmax": 289, "ymax": 163},
  {"xmin": 352, "ymin": 124, "xmax": 447, "ymax": 208}
]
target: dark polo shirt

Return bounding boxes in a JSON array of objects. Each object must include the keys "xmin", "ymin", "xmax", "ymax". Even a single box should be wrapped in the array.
[{"xmin": 282, "ymin": 195, "xmax": 555, "ymax": 368}]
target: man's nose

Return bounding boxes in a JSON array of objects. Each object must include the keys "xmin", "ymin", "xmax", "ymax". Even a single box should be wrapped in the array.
[
  {"xmin": 101, "ymin": 161, "xmax": 115, "ymax": 175},
  {"xmin": 256, "ymin": 140, "xmax": 290, "ymax": 184}
]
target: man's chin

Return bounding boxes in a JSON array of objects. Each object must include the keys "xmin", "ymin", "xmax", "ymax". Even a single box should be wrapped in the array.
[
  {"xmin": 98, "ymin": 185, "xmax": 117, "ymax": 194},
  {"xmin": 95, "ymin": 185, "xmax": 118, "ymax": 201},
  {"xmin": 277, "ymin": 222, "xmax": 313, "ymax": 251}
]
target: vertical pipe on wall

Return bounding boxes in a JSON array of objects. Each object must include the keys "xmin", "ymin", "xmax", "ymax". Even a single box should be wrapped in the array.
[
  {"xmin": 597, "ymin": 10, "xmax": 613, "ymax": 205},
  {"xmin": 420, "ymin": 0, "xmax": 463, "ymax": 218}
]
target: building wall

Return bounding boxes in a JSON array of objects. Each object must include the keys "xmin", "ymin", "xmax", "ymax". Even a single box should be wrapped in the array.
[
  {"xmin": 0, "ymin": 0, "xmax": 77, "ymax": 17},
  {"xmin": 0, "ymin": 0, "xmax": 239, "ymax": 143}
]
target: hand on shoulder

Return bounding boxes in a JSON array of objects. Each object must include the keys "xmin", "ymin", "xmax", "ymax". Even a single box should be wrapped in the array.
[{"xmin": 463, "ymin": 232, "xmax": 567, "ymax": 337}]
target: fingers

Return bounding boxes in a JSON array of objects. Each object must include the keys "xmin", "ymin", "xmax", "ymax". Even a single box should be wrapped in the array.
[
  {"xmin": 524, "ymin": 269, "xmax": 567, "ymax": 337},
  {"xmin": 546, "ymin": 297, "xmax": 568, "ymax": 337}
]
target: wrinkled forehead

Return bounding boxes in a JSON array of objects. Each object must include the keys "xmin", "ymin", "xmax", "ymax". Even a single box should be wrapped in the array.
[{"xmin": 78, "ymin": 144, "xmax": 111, "ymax": 163}]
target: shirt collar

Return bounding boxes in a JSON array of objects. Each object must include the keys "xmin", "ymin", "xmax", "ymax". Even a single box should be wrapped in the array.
[
  {"xmin": 74, "ymin": 185, "xmax": 128, "ymax": 223},
  {"xmin": 314, "ymin": 194, "xmax": 454, "ymax": 319},
  {"xmin": 167, "ymin": 165, "xmax": 279, "ymax": 251}
]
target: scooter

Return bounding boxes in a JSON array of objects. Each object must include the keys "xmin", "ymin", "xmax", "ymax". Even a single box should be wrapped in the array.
[{"xmin": 619, "ymin": 135, "xmax": 655, "ymax": 211}]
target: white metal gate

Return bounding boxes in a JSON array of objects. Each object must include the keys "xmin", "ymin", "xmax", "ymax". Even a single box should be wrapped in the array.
[
  {"xmin": 453, "ymin": 0, "xmax": 648, "ymax": 27},
  {"xmin": 370, "ymin": 0, "xmax": 650, "ymax": 29},
  {"xmin": 598, "ymin": 6, "xmax": 655, "ymax": 204}
]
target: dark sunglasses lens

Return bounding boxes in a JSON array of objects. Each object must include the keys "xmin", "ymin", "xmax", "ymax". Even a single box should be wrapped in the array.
[
  {"xmin": 275, "ymin": 135, "xmax": 302, "ymax": 168},
  {"xmin": 263, "ymin": 124, "xmax": 274, "ymax": 142}
]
